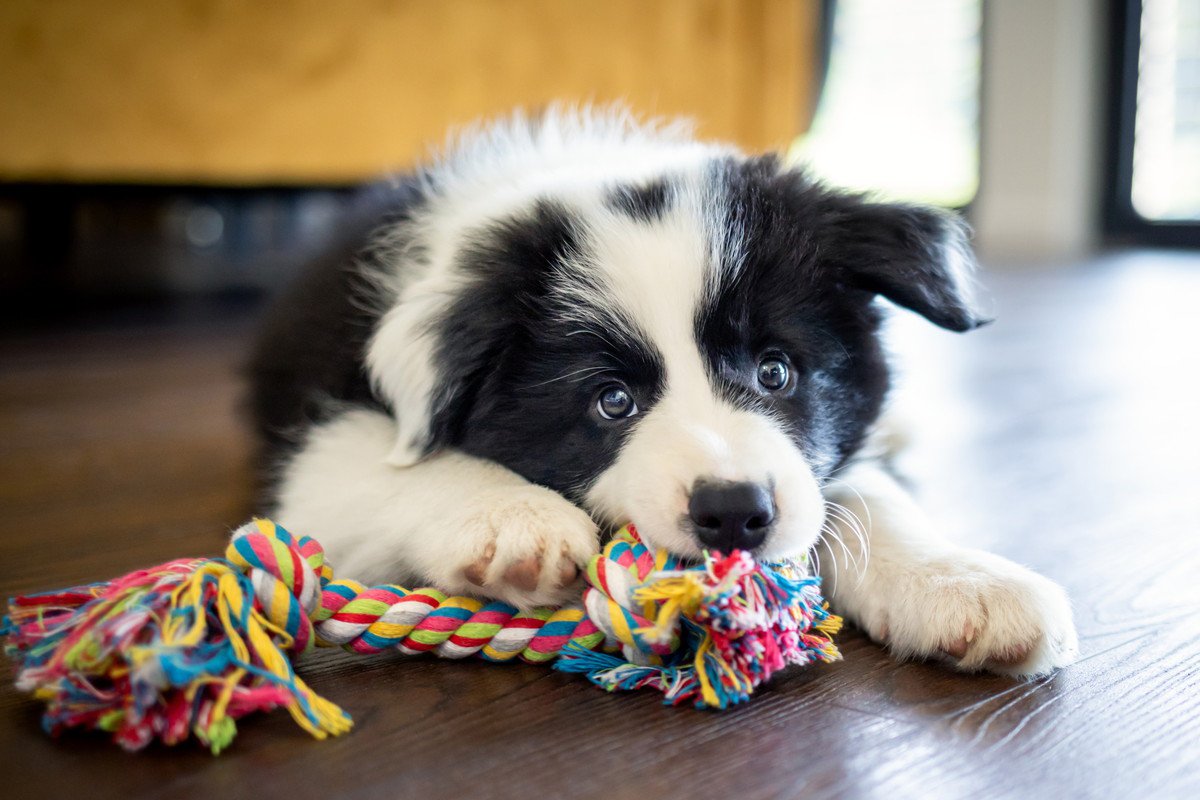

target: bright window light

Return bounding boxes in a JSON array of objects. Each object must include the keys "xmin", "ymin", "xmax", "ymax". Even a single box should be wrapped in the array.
[
  {"xmin": 1132, "ymin": 0, "xmax": 1200, "ymax": 221},
  {"xmin": 790, "ymin": 0, "xmax": 981, "ymax": 207}
]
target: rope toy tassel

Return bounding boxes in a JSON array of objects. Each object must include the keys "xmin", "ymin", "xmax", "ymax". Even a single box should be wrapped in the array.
[
  {"xmin": 4, "ymin": 519, "xmax": 840, "ymax": 752},
  {"xmin": 3, "ymin": 541, "xmax": 351, "ymax": 753},
  {"xmin": 556, "ymin": 539, "xmax": 842, "ymax": 709}
]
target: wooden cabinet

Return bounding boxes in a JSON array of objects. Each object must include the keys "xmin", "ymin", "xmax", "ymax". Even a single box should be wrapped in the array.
[{"xmin": 0, "ymin": 0, "xmax": 817, "ymax": 184}]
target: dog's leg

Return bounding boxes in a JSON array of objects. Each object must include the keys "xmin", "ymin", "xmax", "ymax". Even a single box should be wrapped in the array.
[
  {"xmin": 819, "ymin": 461, "xmax": 1078, "ymax": 677},
  {"xmin": 272, "ymin": 408, "xmax": 599, "ymax": 608}
]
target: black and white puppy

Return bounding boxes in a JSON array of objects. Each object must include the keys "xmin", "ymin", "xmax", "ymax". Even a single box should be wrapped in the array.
[{"xmin": 250, "ymin": 108, "xmax": 1077, "ymax": 677}]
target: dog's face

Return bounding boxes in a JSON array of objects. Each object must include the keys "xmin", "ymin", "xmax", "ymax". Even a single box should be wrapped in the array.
[{"xmin": 368, "ymin": 147, "xmax": 983, "ymax": 561}]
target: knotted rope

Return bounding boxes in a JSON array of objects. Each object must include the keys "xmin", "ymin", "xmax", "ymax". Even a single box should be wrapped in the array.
[{"xmin": 4, "ymin": 518, "xmax": 841, "ymax": 753}]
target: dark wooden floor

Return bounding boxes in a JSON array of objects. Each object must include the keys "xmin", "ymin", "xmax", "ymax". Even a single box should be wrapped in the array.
[{"xmin": 2, "ymin": 251, "xmax": 1199, "ymax": 799}]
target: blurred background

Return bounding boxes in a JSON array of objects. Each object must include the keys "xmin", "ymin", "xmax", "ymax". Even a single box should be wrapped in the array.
[{"xmin": 0, "ymin": 0, "xmax": 1196, "ymax": 318}]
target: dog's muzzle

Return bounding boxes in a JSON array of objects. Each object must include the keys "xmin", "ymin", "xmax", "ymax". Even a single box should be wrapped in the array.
[{"xmin": 687, "ymin": 479, "xmax": 775, "ymax": 553}]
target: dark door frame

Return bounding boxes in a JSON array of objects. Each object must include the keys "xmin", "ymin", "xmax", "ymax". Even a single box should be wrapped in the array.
[{"xmin": 1104, "ymin": 0, "xmax": 1200, "ymax": 246}]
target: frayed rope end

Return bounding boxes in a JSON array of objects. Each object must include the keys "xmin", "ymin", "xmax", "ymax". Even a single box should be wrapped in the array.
[
  {"xmin": 557, "ymin": 543, "xmax": 841, "ymax": 709},
  {"xmin": 3, "ymin": 545, "xmax": 351, "ymax": 753}
]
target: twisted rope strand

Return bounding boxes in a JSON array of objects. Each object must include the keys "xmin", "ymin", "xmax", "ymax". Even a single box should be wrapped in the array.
[
  {"xmin": 227, "ymin": 519, "xmax": 632, "ymax": 663},
  {"xmin": 224, "ymin": 519, "xmax": 841, "ymax": 701}
]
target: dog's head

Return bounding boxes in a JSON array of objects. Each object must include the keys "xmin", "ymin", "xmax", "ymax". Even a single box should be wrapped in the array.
[{"xmin": 367, "ymin": 112, "xmax": 985, "ymax": 560}]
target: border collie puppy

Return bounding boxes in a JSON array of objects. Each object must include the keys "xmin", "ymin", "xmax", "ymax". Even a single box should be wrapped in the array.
[{"xmin": 250, "ymin": 107, "xmax": 1077, "ymax": 677}]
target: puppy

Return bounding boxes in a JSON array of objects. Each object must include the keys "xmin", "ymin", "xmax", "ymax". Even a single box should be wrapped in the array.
[{"xmin": 249, "ymin": 107, "xmax": 1077, "ymax": 677}]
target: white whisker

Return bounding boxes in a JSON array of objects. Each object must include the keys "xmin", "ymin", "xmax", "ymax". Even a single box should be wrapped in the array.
[
  {"xmin": 817, "ymin": 529, "xmax": 838, "ymax": 594},
  {"xmin": 823, "ymin": 519, "xmax": 856, "ymax": 577},
  {"xmin": 823, "ymin": 475, "xmax": 873, "ymax": 531},
  {"xmin": 809, "ymin": 533, "xmax": 824, "ymax": 585},
  {"xmin": 826, "ymin": 501, "xmax": 869, "ymax": 557},
  {"xmin": 518, "ymin": 365, "xmax": 611, "ymax": 390},
  {"xmin": 823, "ymin": 500, "xmax": 870, "ymax": 586}
]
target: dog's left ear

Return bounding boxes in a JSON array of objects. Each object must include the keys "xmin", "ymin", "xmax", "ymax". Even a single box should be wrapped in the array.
[{"xmin": 815, "ymin": 194, "xmax": 989, "ymax": 332}]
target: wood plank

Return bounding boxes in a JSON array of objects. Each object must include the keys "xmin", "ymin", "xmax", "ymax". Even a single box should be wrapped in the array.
[{"xmin": 2, "ymin": 252, "xmax": 1198, "ymax": 797}]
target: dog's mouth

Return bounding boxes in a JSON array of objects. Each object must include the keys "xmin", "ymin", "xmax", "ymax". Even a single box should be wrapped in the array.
[{"xmin": 599, "ymin": 516, "xmax": 799, "ymax": 565}]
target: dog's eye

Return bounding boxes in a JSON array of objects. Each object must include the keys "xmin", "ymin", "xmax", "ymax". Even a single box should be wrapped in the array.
[
  {"xmin": 757, "ymin": 357, "xmax": 790, "ymax": 391},
  {"xmin": 596, "ymin": 384, "xmax": 638, "ymax": 420}
]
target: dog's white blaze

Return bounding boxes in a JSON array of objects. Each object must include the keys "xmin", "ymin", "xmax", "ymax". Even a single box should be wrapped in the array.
[{"xmin": 580, "ymin": 182, "xmax": 825, "ymax": 559}]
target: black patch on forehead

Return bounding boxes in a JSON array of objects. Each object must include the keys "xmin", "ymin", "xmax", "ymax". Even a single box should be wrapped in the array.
[
  {"xmin": 458, "ymin": 200, "xmax": 581, "ymax": 290},
  {"xmin": 607, "ymin": 179, "xmax": 673, "ymax": 222},
  {"xmin": 694, "ymin": 156, "xmax": 890, "ymax": 475},
  {"xmin": 421, "ymin": 200, "xmax": 581, "ymax": 452},
  {"xmin": 425, "ymin": 198, "xmax": 666, "ymax": 500}
]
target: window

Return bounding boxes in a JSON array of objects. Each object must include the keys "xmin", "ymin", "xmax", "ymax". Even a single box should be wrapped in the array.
[
  {"xmin": 791, "ymin": 0, "xmax": 982, "ymax": 208},
  {"xmin": 1132, "ymin": 0, "xmax": 1200, "ymax": 221},
  {"xmin": 1107, "ymin": 0, "xmax": 1200, "ymax": 243}
]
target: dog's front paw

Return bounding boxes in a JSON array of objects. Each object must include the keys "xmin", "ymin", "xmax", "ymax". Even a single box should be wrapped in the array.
[
  {"xmin": 442, "ymin": 485, "xmax": 599, "ymax": 609},
  {"xmin": 861, "ymin": 550, "xmax": 1078, "ymax": 678}
]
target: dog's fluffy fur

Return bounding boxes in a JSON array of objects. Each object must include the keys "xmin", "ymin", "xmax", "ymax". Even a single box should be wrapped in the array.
[{"xmin": 249, "ymin": 107, "xmax": 1077, "ymax": 677}]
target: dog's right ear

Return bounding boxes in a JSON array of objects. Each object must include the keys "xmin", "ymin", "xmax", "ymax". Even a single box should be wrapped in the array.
[
  {"xmin": 367, "ymin": 202, "xmax": 577, "ymax": 466},
  {"xmin": 768, "ymin": 165, "xmax": 990, "ymax": 332},
  {"xmin": 809, "ymin": 191, "xmax": 990, "ymax": 332}
]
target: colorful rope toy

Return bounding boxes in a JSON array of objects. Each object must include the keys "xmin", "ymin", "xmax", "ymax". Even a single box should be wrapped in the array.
[{"xmin": 3, "ymin": 519, "xmax": 841, "ymax": 753}]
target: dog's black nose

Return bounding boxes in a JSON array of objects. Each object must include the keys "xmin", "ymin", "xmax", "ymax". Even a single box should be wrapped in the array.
[{"xmin": 688, "ymin": 480, "xmax": 775, "ymax": 553}]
